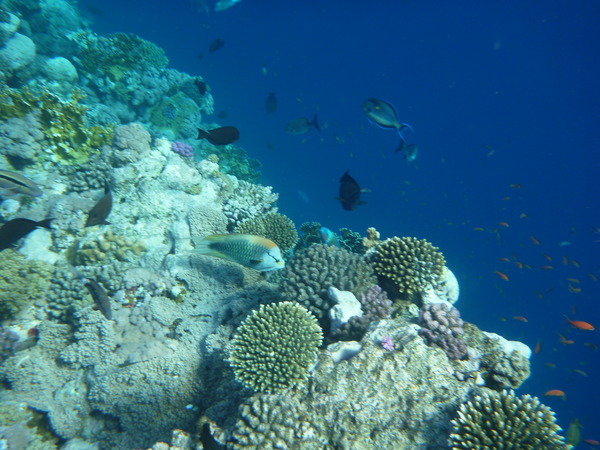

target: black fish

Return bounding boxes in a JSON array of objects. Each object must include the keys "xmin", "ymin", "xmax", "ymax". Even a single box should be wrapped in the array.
[
  {"xmin": 85, "ymin": 184, "xmax": 112, "ymax": 227},
  {"xmin": 84, "ymin": 279, "xmax": 112, "ymax": 320},
  {"xmin": 0, "ymin": 218, "xmax": 53, "ymax": 251},
  {"xmin": 194, "ymin": 79, "xmax": 207, "ymax": 96},
  {"xmin": 337, "ymin": 170, "xmax": 367, "ymax": 211},
  {"xmin": 265, "ymin": 92, "xmax": 277, "ymax": 114},
  {"xmin": 285, "ymin": 114, "xmax": 320, "ymax": 135},
  {"xmin": 197, "ymin": 126, "xmax": 240, "ymax": 145},
  {"xmin": 208, "ymin": 38, "xmax": 225, "ymax": 53}
]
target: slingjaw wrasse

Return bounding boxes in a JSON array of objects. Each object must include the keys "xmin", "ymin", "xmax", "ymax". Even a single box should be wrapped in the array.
[
  {"xmin": 85, "ymin": 184, "xmax": 113, "ymax": 227},
  {"xmin": 0, "ymin": 218, "xmax": 53, "ymax": 251}
]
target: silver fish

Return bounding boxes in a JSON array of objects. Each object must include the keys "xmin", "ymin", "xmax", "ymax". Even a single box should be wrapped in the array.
[
  {"xmin": 0, "ymin": 170, "xmax": 43, "ymax": 197},
  {"xmin": 285, "ymin": 114, "xmax": 321, "ymax": 135}
]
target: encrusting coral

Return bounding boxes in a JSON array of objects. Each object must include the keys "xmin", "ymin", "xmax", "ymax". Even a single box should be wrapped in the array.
[
  {"xmin": 369, "ymin": 236, "xmax": 445, "ymax": 299},
  {"xmin": 234, "ymin": 212, "xmax": 298, "ymax": 253},
  {"xmin": 449, "ymin": 389, "xmax": 565, "ymax": 449},
  {"xmin": 229, "ymin": 301, "xmax": 323, "ymax": 393}
]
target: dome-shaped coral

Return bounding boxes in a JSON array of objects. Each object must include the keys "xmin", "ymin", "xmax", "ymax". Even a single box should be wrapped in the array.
[
  {"xmin": 449, "ymin": 389, "xmax": 565, "ymax": 449},
  {"xmin": 235, "ymin": 213, "xmax": 298, "ymax": 253},
  {"xmin": 369, "ymin": 236, "xmax": 445, "ymax": 299},
  {"xmin": 229, "ymin": 302, "xmax": 323, "ymax": 393}
]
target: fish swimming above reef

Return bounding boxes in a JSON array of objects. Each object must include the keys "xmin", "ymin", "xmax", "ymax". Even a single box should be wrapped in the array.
[
  {"xmin": 208, "ymin": 38, "xmax": 225, "ymax": 53},
  {"xmin": 265, "ymin": 92, "xmax": 277, "ymax": 114},
  {"xmin": 194, "ymin": 234, "xmax": 285, "ymax": 272},
  {"xmin": 0, "ymin": 170, "xmax": 43, "ymax": 197},
  {"xmin": 285, "ymin": 114, "xmax": 321, "ymax": 135},
  {"xmin": 84, "ymin": 279, "xmax": 112, "ymax": 320},
  {"xmin": 197, "ymin": 126, "xmax": 240, "ymax": 145},
  {"xmin": 0, "ymin": 217, "xmax": 53, "ymax": 251},
  {"xmin": 402, "ymin": 144, "xmax": 419, "ymax": 162},
  {"xmin": 337, "ymin": 170, "xmax": 368, "ymax": 211},
  {"xmin": 362, "ymin": 98, "xmax": 414, "ymax": 152},
  {"xmin": 85, "ymin": 184, "xmax": 113, "ymax": 227}
]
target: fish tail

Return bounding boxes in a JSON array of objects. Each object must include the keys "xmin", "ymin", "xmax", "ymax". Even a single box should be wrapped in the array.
[
  {"xmin": 395, "ymin": 136, "xmax": 406, "ymax": 153},
  {"xmin": 398, "ymin": 123, "xmax": 414, "ymax": 135},
  {"xmin": 37, "ymin": 218, "xmax": 54, "ymax": 229},
  {"xmin": 312, "ymin": 114, "xmax": 321, "ymax": 132},
  {"xmin": 193, "ymin": 235, "xmax": 232, "ymax": 261}
]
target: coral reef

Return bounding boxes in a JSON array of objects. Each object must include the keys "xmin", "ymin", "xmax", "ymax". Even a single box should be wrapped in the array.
[
  {"xmin": 419, "ymin": 302, "xmax": 468, "ymax": 360},
  {"xmin": 0, "ymin": 326, "xmax": 19, "ymax": 362},
  {"xmin": 171, "ymin": 141, "xmax": 194, "ymax": 158},
  {"xmin": 234, "ymin": 212, "xmax": 298, "ymax": 252},
  {"xmin": 0, "ymin": 249, "xmax": 53, "ymax": 320},
  {"xmin": 369, "ymin": 236, "xmax": 446, "ymax": 300},
  {"xmin": 296, "ymin": 221, "xmax": 322, "ymax": 249},
  {"xmin": 331, "ymin": 284, "xmax": 392, "ymax": 341},
  {"xmin": 449, "ymin": 389, "xmax": 565, "ymax": 449},
  {"xmin": 362, "ymin": 226, "xmax": 380, "ymax": 251},
  {"xmin": 201, "ymin": 143, "xmax": 262, "ymax": 183},
  {"xmin": 229, "ymin": 301, "xmax": 323, "ymax": 393},
  {"xmin": 279, "ymin": 244, "xmax": 376, "ymax": 326},
  {"xmin": 73, "ymin": 230, "xmax": 146, "ymax": 266},
  {"xmin": 338, "ymin": 227, "xmax": 364, "ymax": 254},
  {"xmin": 222, "ymin": 179, "xmax": 278, "ymax": 231}
]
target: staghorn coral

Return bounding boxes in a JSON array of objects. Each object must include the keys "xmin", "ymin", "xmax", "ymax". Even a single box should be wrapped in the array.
[
  {"xmin": 370, "ymin": 236, "xmax": 445, "ymax": 299},
  {"xmin": 234, "ymin": 212, "xmax": 298, "ymax": 253},
  {"xmin": 0, "ymin": 249, "xmax": 53, "ymax": 320},
  {"xmin": 449, "ymin": 389, "xmax": 565, "ymax": 449},
  {"xmin": 229, "ymin": 301, "xmax": 323, "ymax": 393},
  {"xmin": 222, "ymin": 180, "xmax": 278, "ymax": 231},
  {"xmin": 280, "ymin": 244, "xmax": 376, "ymax": 325},
  {"xmin": 418, "ymin": 302, "xmax": 468, "ymax": 360}
]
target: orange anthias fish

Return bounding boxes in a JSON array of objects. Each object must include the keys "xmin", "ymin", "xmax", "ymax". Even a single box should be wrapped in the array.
[
  {"xmin": 495, "ymin": 270, "xmax": 509, "ymax": 281},
  {"xmin": 544, "ymin": 389, "xmax": 566, "ymax": 399},
  {"xmin": 565, "ymin": 318, "xmax": 595, "ymax": 331},
  {"xmin": 512, "ymin": 316, "xmax": 528, "ymax": 323},
  {"xmin": 510, "ymin": 183, "xmax": 521, "ymax": 189},
  {"xmin": 533, "ymin": 339, "xmax": 542, "ymax": 354},
  {"xmin": 583, "ymin": 439, "xmax": 600, "ymax": 446},
  {"xmin": 498, "ymin": 221, "xmax": 509, "ymax": 227},
  {"xmin": 559, "ymin": 333, "xmax": 575, "ymax": 345},
  {"xmin": 530, "ymin": 235, "xmax": 540, "ymax": 245}
]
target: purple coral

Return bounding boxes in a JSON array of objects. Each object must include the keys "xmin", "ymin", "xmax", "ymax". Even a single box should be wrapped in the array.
[
  {"xmin": 332, "ymin": 284, "xmax": 392, "ymax": 341},
  {"xmin": 171, "ymin": 141, "xmax": 194, "ymax": 158},
  {"xmin": 380, "ymin": 336, "xmax": 395, "ymax": 351},
  {"xmin": 418, "ymin": 302, "xmax": 468, "ymax": 360}
]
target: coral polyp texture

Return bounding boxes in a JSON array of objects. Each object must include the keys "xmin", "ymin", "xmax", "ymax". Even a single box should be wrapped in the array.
[
  {"xmin": 449, "ymin": 389, "xmax": 565, "ymax": 449},
  {"xmin": 234, "ymin": 212, "xmax": 299, "ymax": 252},
  {"xmin": 229, "ymin": 301, "xmax": 323, "ymax": 393},
  {"xmin": 370, "ymin": 236, "xmax": 445, "ymax": 298},
  {"xmin": 280, "ymin": 244, "xmax": 376, "ymax": 324},
  {"xmin": 418, "ymin": 302, "xmax": 468, "ymax": 360}
]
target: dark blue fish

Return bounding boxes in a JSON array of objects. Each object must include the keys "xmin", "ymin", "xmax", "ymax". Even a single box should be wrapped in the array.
[
  {"xmin": 362, "ymin": 98, "xmax": 414, "ymax": 152},
  {"xmin": 337, "ymin": 170, "xmax": 368, "ymax": 211},
  {"xmin": 85, "ymin": 184, "xmax": 112, "ymax": 227},
  {"xmin": 84, "ymin": 279, "xmax": 112, "ymax": 320},
  {"xmin": 0, "ymin": 218, "xmax": 53, "ymax": 251}
]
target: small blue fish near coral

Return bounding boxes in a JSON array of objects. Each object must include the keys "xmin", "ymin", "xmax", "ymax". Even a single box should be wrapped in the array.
[
  {"xmin": 194, "ymin": 234, "xmax": 285, "ymax": 272},
  {"xmin": 362, "ymin": 98, "xmax": 414, "ymax": 152}
]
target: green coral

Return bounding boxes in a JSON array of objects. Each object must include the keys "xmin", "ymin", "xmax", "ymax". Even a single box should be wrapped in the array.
[
  {"xmin": 370, "ymin": 236, "xmax": 445, "ymax": 299},
  {"xmin": 74, "ymin": 31, "xmax": 168, "ymax": 80},
  {"xmin": 295, "ymin": 221, "xmax": 322, "ymax": 250},
  {"xmin": 449, "ymin": 389, "xmax": 566, "ymax": 449},
  {"xmin": 280, "ymin": 244, "xmax": 376, "ymax": 324},
  {"xmin": 73, "ymin": 230, "xmax": 146, "ymax": 266},
  {"xmin": 0, "ymin": 250, "xmax": 53, "ymax": 319},
  {"xmin": 338, "ymin": 227, "xmax": 364, "ymax": 254},
  {"xmin": 206, "ymin": 144, "xmax": 261, "ymax": 183},
  {"xmin": 234, "ymin": 213, "xmax": 299, "ymax": 253},
  {"xmin": 0, "ymin": 85, "xmax": 114, "ymax": 164},
  {"xmin": 229, "ymin": 302, "xmax": 323, "ymax": 393}
]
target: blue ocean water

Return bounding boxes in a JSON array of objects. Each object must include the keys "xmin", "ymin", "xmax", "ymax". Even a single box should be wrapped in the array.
[{"xmin": 88, "ymin": 0, "xmax": 600, "ymax": 441}]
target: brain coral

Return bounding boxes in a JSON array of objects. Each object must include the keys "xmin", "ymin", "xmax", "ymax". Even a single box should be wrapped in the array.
[
  {"xmin": 449, "ymin": 389, "xmax": 565, "ymax": 449},
  {"xmin": 234, "ymin": 213, "xmax": 298, "ymax": 253},
  {"xmin": 369, "ymin": 236, "xmax": 445, "ymax": 299},
  {"xmin": 280, "ymin": 244, "xmax": 376, "ymax": 324},
  {"xmin": 229, "ymin": 301, "xmax": 323, "ymax": 393}
]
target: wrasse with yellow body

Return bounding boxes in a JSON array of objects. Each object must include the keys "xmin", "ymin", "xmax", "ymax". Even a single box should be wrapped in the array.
[{"xmin": 194, "ymin": 234, "xmax": 284, "ymax": 272}]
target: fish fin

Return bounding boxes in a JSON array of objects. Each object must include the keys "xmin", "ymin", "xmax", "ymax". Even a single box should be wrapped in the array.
[
  {"xmin": 395, "ymin": 137, "xmax": 406, "ymax": 153},
  {"xmin": 398, "ymin": 123, "xmax": 414, "ymax": 134},
  {"xmin": 37, "ymin": 218, "xmax": 54, "ymax": 229},
  {"xmin": 312, "ymin": 114, "xmax": 321, "ymax": 132},
  {"xmin": 339, "ymin": 170, "xmax": 351, "ymax": 182},
  {"xmin": 196, "ymin": 128, "xmax": 209, "ymax": 140}
]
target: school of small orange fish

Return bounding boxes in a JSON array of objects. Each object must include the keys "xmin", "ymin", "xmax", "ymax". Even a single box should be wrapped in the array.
[{"xmin": 464, "ymin": 182, "xmax": 598, "ymax": 444}]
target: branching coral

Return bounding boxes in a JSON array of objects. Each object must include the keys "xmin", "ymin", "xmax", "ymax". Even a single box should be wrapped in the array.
[
  {"xmin": 418, "ymin": 302, "xmax": 467, "ymax": 360},
  {"xmin": 449, "ymin": 389, "xmax": 565, "ymax": 449},
  {"xmin": 369, "ymin": 236, "xmax": 445, "ymax": 299},
  {"xmin": 234, "ymin": 212, "xmax": 298, "ymax": 253},
  {"xmin": 229, "ymin": 302, "xmax": 323, "ymax": 393}
]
